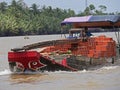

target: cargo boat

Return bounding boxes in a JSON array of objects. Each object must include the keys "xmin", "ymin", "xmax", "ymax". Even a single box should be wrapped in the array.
[{"xmin": 8, "ymin": 15, "xmax": 120, "ymax": 72}]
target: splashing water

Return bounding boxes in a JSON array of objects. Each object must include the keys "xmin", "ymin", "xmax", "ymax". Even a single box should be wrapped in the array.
[
  {"xmin": 0, "ymin": 66, "xmax": 119, "ymax": 76},
  {"xmin": 99, "ymin": 66, "xmax": 119, "ymax": 70},
  {"xmin": 0, "ymin": 69, "xmax": 12, "ymax": 76}
]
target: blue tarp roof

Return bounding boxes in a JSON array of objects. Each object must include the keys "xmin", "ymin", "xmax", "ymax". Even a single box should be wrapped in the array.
[
  {"xmin": 61, "ymin": 15, "xmax": 120, "ymax": 25},
  {"xmin": 89, "ymin": 15, "xmax": 120, "ymax": 23}
]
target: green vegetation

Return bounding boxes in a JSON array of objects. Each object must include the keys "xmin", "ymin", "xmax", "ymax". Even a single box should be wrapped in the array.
[{"xmin": 0, "ymin": 0, "xmax": 119, "ymax": 36}]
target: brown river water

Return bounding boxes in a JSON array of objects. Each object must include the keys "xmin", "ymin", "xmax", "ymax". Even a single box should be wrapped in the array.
[{"xmin": 0, "ymin": 32, "xmax": 120, "ymax": 90}]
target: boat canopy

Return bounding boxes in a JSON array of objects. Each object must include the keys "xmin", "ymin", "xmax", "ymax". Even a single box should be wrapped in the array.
[{"xmin": 61, "ymin": 15, "xmax": 120, "ymax": 28}]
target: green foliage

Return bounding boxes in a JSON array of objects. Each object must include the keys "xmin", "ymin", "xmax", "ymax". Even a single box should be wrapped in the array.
[
  {"xmin": 0, "ymin": 1, "xmax": 119, "ymax": 36},
  {"xmin": 0, "ymin": 0, "xmax": 76, "ymax": 36},
  {"xmin": 78, "ymin": 4, "xmax": 109, "ymax": 16}
]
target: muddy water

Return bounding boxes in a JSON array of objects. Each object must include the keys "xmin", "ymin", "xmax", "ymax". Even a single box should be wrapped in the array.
[{"xmin": 0, "ymin": 33, "xmax": 120, "ymax": 90}]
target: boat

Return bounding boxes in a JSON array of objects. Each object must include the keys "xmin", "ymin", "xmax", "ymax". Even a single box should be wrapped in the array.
[{"xmin": 8, "ymin": 15, "xmax": 120, "ymax": 72}]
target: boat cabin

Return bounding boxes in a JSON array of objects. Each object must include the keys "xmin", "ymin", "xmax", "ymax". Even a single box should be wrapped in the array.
[
  {"xmin": 67, "ymin": 28, "xmax": 92, "ymax": 39},
  {"xmin": 67, "ymin": 28, "xmax": 83, "ymax": 39}
]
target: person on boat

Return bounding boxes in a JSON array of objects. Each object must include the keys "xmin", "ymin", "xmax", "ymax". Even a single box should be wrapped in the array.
[
  {"xmin": 84, "ymin": 27, "xmax": 93, "ymax": 37},
  {"xmin": 80, "ymin": 27, "xmax": 93, "ymax": 41}
]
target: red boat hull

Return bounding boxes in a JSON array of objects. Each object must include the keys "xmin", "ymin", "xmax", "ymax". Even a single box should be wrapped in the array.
[{"xmin": 8, "ymin": 51, "xmax": 77, "ymax": 72}]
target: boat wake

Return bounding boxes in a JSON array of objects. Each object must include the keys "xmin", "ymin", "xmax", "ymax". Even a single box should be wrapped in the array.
[
  {"xmin": 0, "ymin": 69, "xmax": 12, "ymax": 76},
  {"xmin": 0, "ymin": 65, "xmax": 119, "ymax": 76},
  {"xmin": 98, "ymin": 65, "xmax": 119, "ymax": 70},
  {"xmin": 45, "ymin": 65, "xmax": 120, "ymax": 75}
]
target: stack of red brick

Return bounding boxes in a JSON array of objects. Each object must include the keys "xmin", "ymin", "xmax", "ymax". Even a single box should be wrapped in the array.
[
  {"xmin": 40, "ymin": 35, "xmax": 116, "ymax": 59},
  {"xmin": 87, "ymin": 35, "xmax": 116, "ymax": 58},
  {"xmin": 72, "ymin": 35, "xmax": 116, "ymax": 58}
]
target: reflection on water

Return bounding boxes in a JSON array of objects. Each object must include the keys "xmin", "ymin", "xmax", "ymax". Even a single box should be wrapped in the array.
[{"xmin": 9, "ymin": 73, "xmax": 47, "ymax": 84}]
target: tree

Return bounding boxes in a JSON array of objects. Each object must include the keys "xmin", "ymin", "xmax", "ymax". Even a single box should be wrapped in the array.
[
  {"xmin": 95, "ymin": 5, "xmax": 107, "ymax": 15},
  {"xmin": 17, "ymin": 0, "xmax": 28, "ymax": 9},
  {"xmin": 30, "ymin": 3, "xmax": 39, "ymax": 15},
  {"xmin": 99, "ymin": 5, "xmax": 107, "ymax": 12},
  {"xmin": 0, "ymin": 2, "xmax": 7, "ymax": 12},
  {"xmin": 89, "ymin": 4, "xmax": 95, "ymax": 14},
  {"xmin": 11, "ymin": 0, "xmax": 17, "ymax": 7},
  {"xmin": 83, "ymin": 4, "xmax": 95, "ymax": 15}
]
